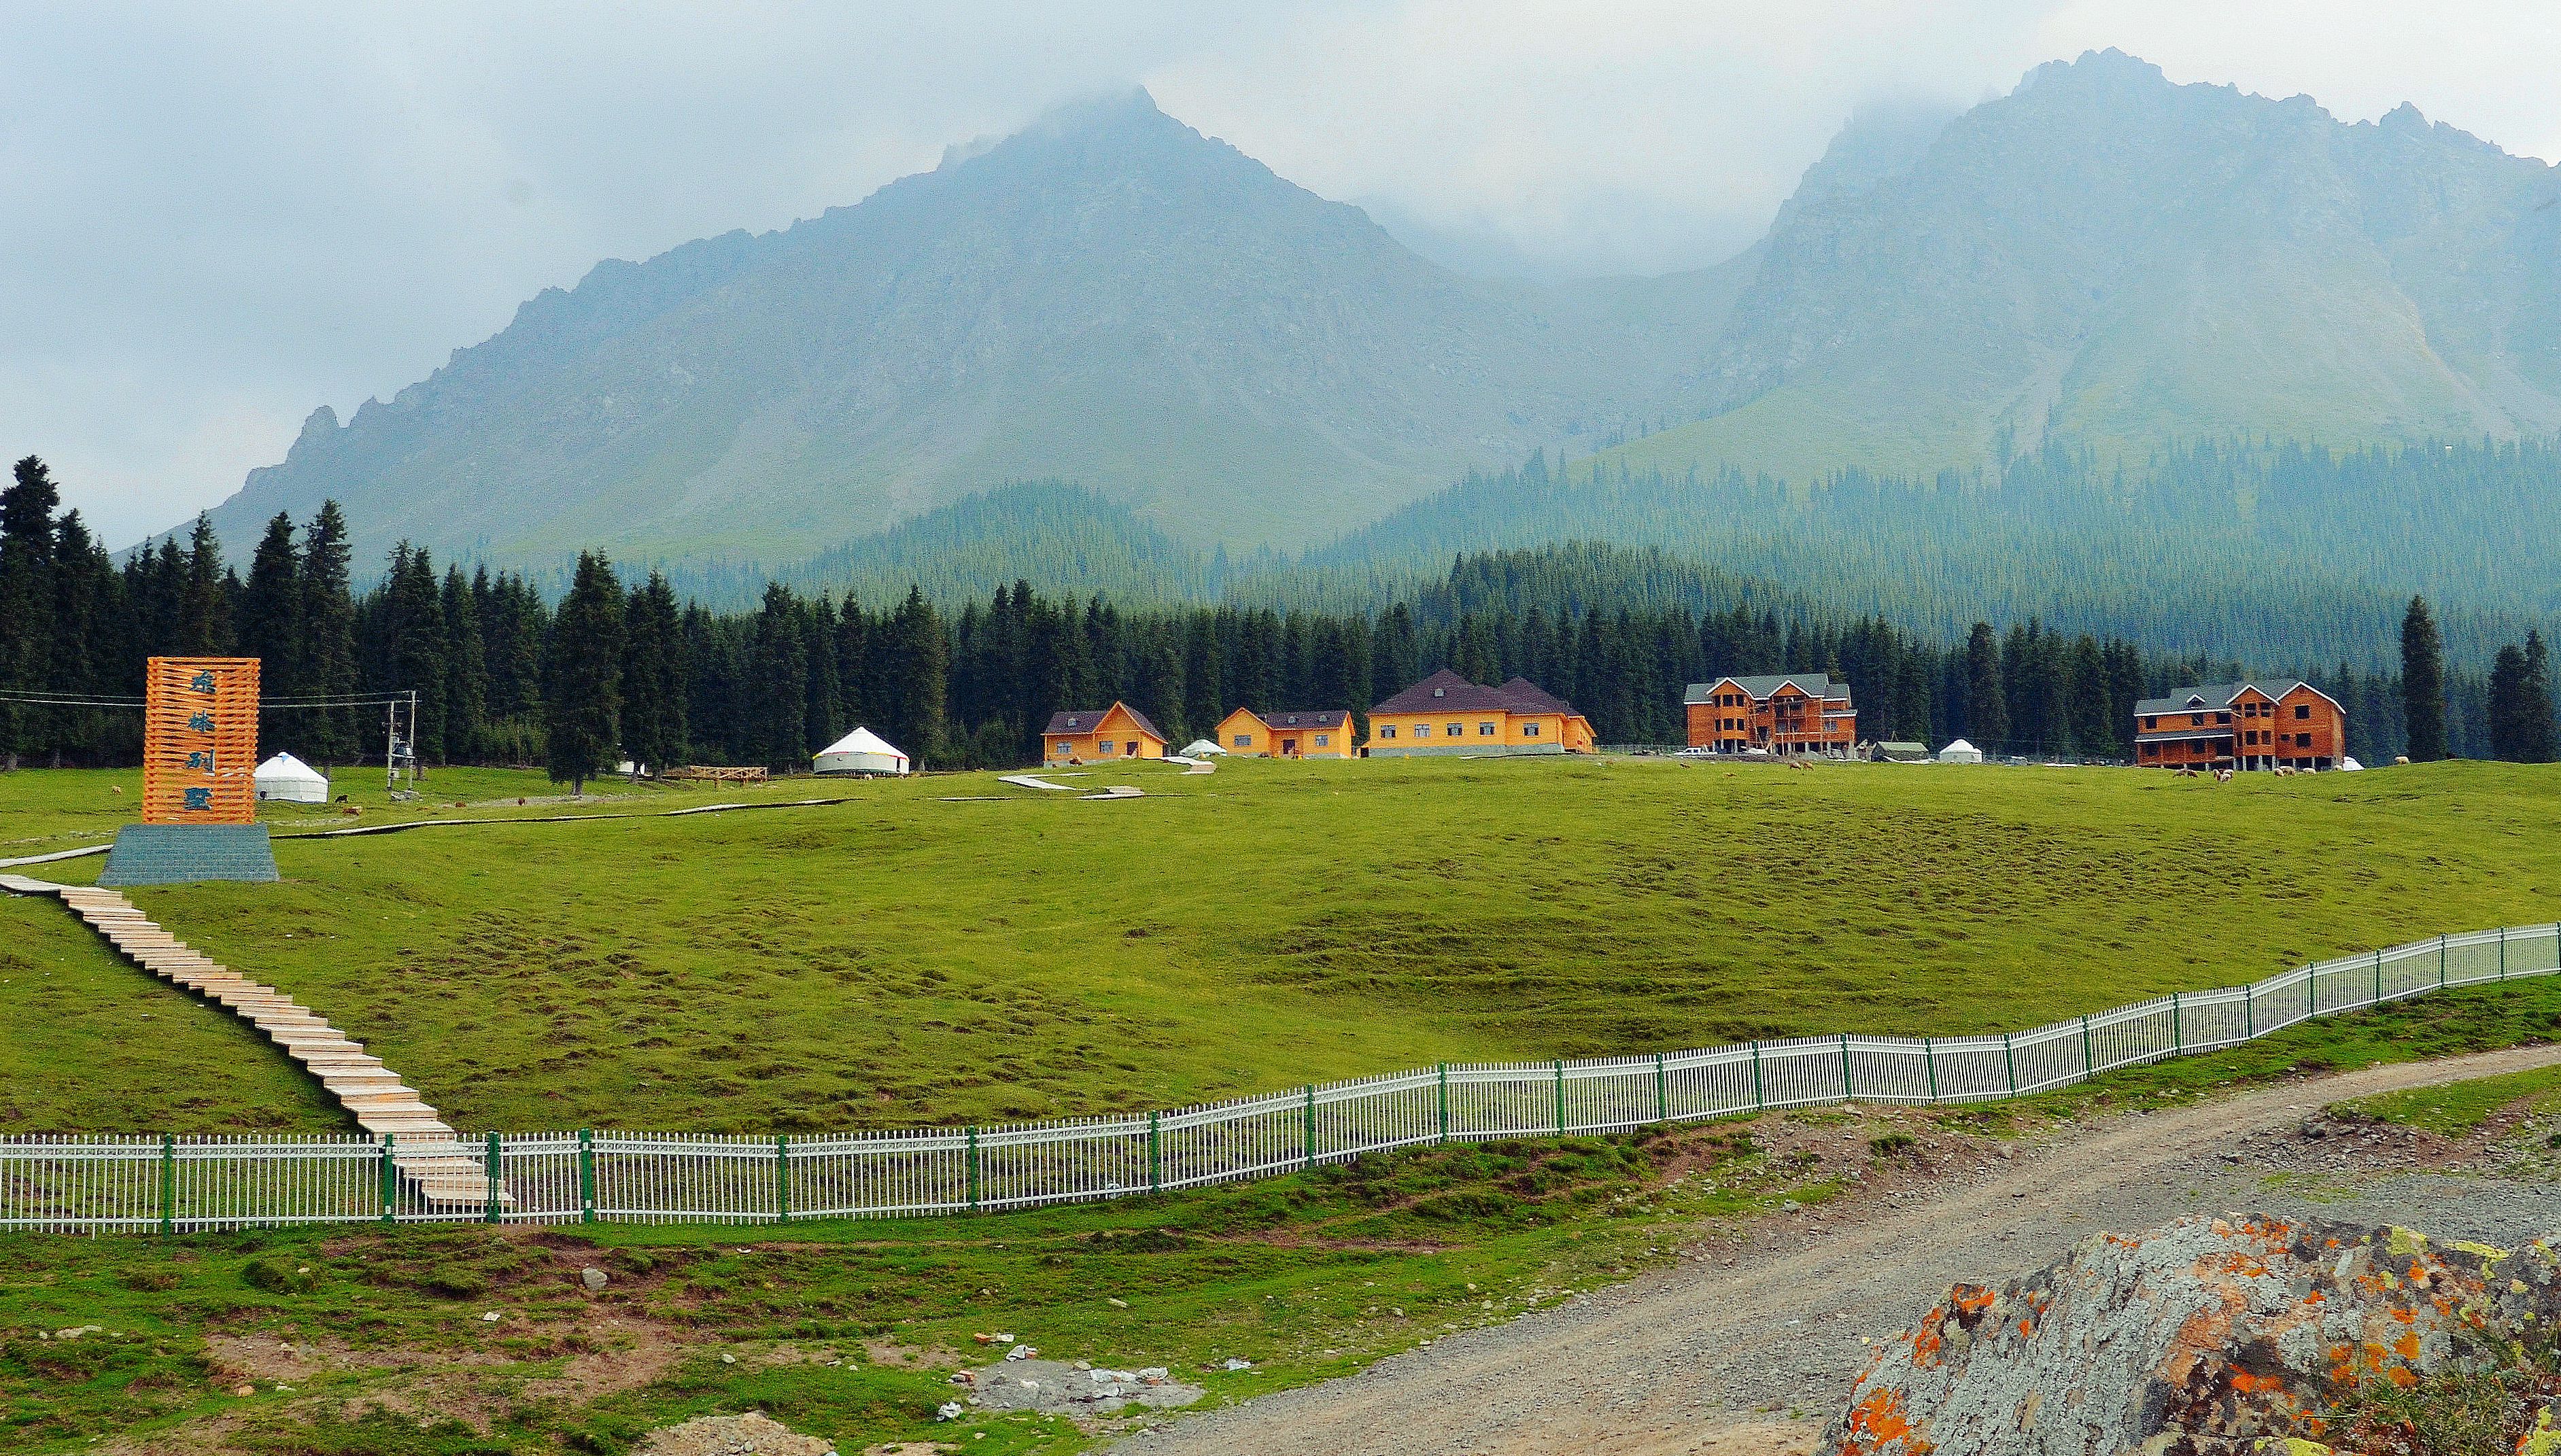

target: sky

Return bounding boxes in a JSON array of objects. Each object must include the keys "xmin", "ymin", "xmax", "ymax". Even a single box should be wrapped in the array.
[{"xmin": 4, "ymin": 1, "xmax": 2556, "ymax": 549}]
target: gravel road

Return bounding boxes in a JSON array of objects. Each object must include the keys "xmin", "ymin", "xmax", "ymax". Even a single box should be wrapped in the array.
[{"xmin": 1113, "ymin": 1043, "xmax": 2561, "ymax": 1456}]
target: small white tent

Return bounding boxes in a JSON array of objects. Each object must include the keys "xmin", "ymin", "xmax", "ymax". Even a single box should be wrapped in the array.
[
  {"xmin": 1180, "ymin": 739, "xmax": 1227, "ymax": 757},
  {"xmin": 254, "ymin": 751, "xmax": 329, "ymax": 803},
  {"xmin": 813, "ymin": 726, "xmax": 910, "ymax": 776},
  {"xmin": 1936, "ymin": 738, "xmax": 1984, "ymax": 765}
]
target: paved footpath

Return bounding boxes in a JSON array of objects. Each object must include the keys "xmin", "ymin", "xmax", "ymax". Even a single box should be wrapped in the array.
[{"xmin": 1114, "ymin": 1043, "xmax": 2561, "ymax": 1456}]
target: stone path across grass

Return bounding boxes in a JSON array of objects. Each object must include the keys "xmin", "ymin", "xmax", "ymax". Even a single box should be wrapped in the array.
[{"xmin": 0, "ymin": 871, "xmax": 502, "ymax": 1209}]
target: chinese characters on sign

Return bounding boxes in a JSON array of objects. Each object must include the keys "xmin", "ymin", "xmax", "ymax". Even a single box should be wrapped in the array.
[{"xmin": 141, "ymin": 657, "xmax": 260, "ymax": 825}]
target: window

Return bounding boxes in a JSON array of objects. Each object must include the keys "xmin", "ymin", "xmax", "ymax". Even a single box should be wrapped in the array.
[
  {"xmin": 1315, "ymin": 733, "xmax": 1329, "ymax": 746},
  {"xmin": 2190, "ymin": 714, "xmax": 2205, "ymax": 727},
  {"xmin": 1523, "ymin": 721, "xmax": 1540, "ymax": 737},
  {"xmin": 1379, "ymin": 725, "xmax": 1396, "ymax": 740},
  {"xmin": 2216, "ymin": 712, "xmax": 2231, "ymax": 724},
  {"xmin": 2141, "ymin": 743, "xmax": 2159, "ymax": 758},
  {"xmin": 2297, "ymin": 733, "xmax": 2312, "ymax": 748},
  {"xmin": 1478, "ymin": 722, "xmax": 1496, "ymax": 736},
  {"xmin": 2144, "ymin": 716, "xmax": 2157, "ymax": 729},
  {"xmin": 1098, "ymin": 740, "xmax": 1116, "ymax": 754},
  {"xmin": 1233, "ymin": 733, "xmax": 1252, "ymax": 746},
  {"xmin": 2294, "ymin": 704, "xmax": 2311, "ymax": 719},
  {"xmin": 1414, "ymin": 724, "xmax": 1430, "ymax": 738}
]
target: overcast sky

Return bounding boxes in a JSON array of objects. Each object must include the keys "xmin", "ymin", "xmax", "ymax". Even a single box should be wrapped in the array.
[{"xmin": 5, "ymin": 1, "xmax": 2556, "ymax": 549}]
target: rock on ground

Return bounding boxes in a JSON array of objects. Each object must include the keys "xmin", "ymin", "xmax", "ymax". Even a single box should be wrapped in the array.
[
  {"xmin": 969, "ymin": 1358, "xmax": 1205, "ymax": 1416},
  {"xmin": 1819, "ymin": 1213, "xmax": 2561, "ymax": 1455},
  {"xmin": 636, "ymin": 1410, "xmax": 834, "ymax": 1456}
]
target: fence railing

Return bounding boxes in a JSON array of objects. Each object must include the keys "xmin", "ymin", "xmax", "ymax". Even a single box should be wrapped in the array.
[{"xmin": 4, "ymin": 923, "xmax": 2552, "ymax": 1232}]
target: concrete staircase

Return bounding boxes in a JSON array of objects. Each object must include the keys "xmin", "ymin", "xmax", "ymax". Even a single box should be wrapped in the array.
[{"xmin": 0, "ymin": 873, "xmax": 504, "ymax": 1209}]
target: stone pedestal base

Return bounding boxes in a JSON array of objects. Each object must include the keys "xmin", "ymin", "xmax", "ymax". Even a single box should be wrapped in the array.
[{"xmin": 97, "ymin": 825, "xmax": 280, "ymax": 886}]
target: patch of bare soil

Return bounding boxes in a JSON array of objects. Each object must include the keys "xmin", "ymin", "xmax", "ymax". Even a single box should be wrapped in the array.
[{"xmin": 638, "ymin": 1410, "xmax": 833, "ymax": 1455}]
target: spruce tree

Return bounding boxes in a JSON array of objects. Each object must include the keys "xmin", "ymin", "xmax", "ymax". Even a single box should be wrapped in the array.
[
  {"xmin": 887, "ymin": 586, "xmax": 948, "ymax": 767},
  {"xmin": 620, "ymin": 572, "xmax": 687, "ymax": 774},
  {"xmin": 439, "ymin": 566, "xmax": 487, "ymax": 763},
  {"xmin": 299, "ymin": 502, "xmax": 359, "ymax": 763},
  {"xmin": 2526, "ymin": 631, "xmax": 2558, "ymax": 763},
  {"xmin": 179, "ymin": 515, "xmax": 233, "ymax": 655},
  {"xmin": 2401, "ymin": 596, "xmax": 2447, "ymax": 761},
  {"xmin": 748, "ymin": 583, "xmax": 809, "ymax": 769},
  {"xmin": 0, "ymin": 456, "xmax": 63, "ymax": 765},
  {"xmin": 544, "ymin": 553, "xmax": 625, "ymax": 794},
  {"xmin": 1963, "ymin": 623, "xmax": 2008, "ymax": 752},
  {"xmin": 240, "ymin": 513, "xmax": 303, "ymax": 704}
]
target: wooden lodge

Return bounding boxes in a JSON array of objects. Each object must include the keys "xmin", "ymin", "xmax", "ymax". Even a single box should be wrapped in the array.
[
  {"xmin": 1365, "ymin": 670, "xmax": 1595, "ymax": 757},
  {"xmin": 1213, "ymin": 708, "xmax": 1355, "ymax": 759},
  {"xmin": 2135, "ymin": 682, "xmax": 2346, "ymax": 772},
  {"xmin": 1683, "ymin": 674, "xmax": 1858, "ymax": 757},
  {"xmin": 1042, "ymin": 702, "xmax": 1167, "ymax": 765}
]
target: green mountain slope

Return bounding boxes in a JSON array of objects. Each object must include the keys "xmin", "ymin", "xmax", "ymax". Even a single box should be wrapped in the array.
[
  {"xmin": 202, "ymin": 92, "xmax": 1674, "ymax": 570},
  {"xmin": 1623, "ymin": 50, "xmax": 2561, "ymax": 481}
]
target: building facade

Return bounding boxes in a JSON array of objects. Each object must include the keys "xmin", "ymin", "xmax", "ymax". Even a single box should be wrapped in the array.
[
  {"xmin": 1042, "ymin": 702, "xmax": 1167, "ymax": 765},
  {"xmin": 1367, "ymin": 670, "xmax": 1596, "ymax": 757},
  {"xmin": 1683, "ymin": 674, "xmax": 1858, "ymax": 755},
  {"xmin": 1213, "ymin": 708, "xmax": 1355, "ymax": 759},
  {"xmin": 2134, "ymin": 682, "xmax": 2347, "ymax": 771}
]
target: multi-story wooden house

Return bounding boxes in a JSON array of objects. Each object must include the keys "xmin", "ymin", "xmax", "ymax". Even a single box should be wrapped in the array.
[
  {"xmin": 2134, "ymin": 682, "xmax": 2347, "ymax": 771},
  {"xmin": 1366, "ymin": 670, "xmax": 1596, "ymax": 757},
  {"xmin": 1683, "ymin": 674, "xmax": 1858, "ymax": 756}
]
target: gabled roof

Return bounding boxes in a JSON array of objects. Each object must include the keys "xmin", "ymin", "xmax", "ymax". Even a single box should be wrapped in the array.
[
  {"xmin": 1684, "ymin": 674, "xmax": 1853, "ymax": 707},
  {"xmin": 1371, "ymin": 669, "xmax": 1583, "ymax": 719},
  {"xmin": 816, "ymin": 726, "xmax": 906, "ymax": 759},
  {"xmin": 2135, "ymin": 680, "xmax": 2345, "ymax": 720},
  {"xmin": 1044, "ymin": 701, "xmax": 1165, "ymax": 740},
  {"xmin": 1220, "ymin": 707, "xmax": 1350, "ymax": 730}
]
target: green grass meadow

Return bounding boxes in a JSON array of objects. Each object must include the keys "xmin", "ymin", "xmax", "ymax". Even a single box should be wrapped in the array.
[{"xmin": 7, "ymin": 755, "xmax": 2561, "ymax": 1134}]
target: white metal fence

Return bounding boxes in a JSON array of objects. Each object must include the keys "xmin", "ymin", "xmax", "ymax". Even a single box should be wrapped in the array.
[{"xmin": 5, "ymin": 924, "xmax": 2553, "ymax": 1233}]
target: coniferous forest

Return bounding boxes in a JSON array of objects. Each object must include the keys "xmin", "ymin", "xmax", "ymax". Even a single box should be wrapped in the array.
[{"xmin": 0, "ymin": 455, "xmax": 2545, "ymax": 777}]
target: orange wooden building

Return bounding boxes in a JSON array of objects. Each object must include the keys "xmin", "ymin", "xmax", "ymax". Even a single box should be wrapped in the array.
[
  {"xmin": 1042, "ymin": 702, "xmax": 1167, "ymax": 765},
  {"xmin": 1366, "ymin": 670, "xmax": 1595, "ymax": 757},
  {"xmin": 1213, "ymin": 707, "xmax": 1356, "ymax": 759},
  {"xmin": 2135, "ymin": 681, "xmax": 2347, "ymax": 771},
  {"xmin": 1683, "ymin": 674, "xmax": 1858, "ymax": 756}
]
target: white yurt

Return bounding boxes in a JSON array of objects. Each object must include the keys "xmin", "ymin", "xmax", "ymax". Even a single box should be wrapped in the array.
[
  {"xmin": 253, "ymin": 751, "xmax": 330, "ymax": 803},
  {"xmin": 1179, "ymin": 738, "xmax": 1227, "ymax": 757},
  {"xmin": 813, "ymin": 726, "xmax": 910, "ymax": 776},
  {"xmin": 1936, "ymin": 738, "xmax": 1984, "ymax": 765}
]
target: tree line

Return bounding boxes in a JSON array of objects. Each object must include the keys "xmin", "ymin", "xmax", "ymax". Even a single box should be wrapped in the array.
[{"xmin": 0, "ymin": 455, "xmax": 2549, "ymax": 778}]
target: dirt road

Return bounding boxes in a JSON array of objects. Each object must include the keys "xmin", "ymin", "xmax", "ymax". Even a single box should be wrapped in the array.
[{"xmin": 1116, "ymin": 1043, "xmax": 2561, "ymax": 1456}]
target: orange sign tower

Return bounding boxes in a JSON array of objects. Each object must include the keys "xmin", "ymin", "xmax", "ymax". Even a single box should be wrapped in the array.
[{"xmin": 141, "ymin": 657, "xmax": 260, "ymax": 825}]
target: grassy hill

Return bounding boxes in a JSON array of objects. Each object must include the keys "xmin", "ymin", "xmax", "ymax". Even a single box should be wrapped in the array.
[{"xmin": 10, "ymin": 757, "xmax": 2561, "ymax": 1136}]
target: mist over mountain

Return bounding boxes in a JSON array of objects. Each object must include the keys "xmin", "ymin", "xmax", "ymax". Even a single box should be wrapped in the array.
[{"xmin": 194, "ymin": 53, "xmax": 2561, "ymax": 595}]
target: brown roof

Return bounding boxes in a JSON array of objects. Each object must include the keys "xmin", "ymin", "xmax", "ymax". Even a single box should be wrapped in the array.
[
  {"xmin": 1044, "ymin": 701, "xmax": 1165, "ymax": 740},
  {"xmin": 1371, "ymin": 669, "xmax": 1582, "ymax": 718},
  {"xmin": 1227, "ymin": 708, "xmax": 1348, "ymax": 730}
]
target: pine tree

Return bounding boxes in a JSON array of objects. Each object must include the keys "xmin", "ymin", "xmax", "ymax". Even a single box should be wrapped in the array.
[
  {"xmin": 620, "ymin": 572, "xmax": 687, "ymax": 774},
  {"xmin": 0, "ymin": 456, "xmax": 63, "ymax": 765},
  {"xmin": 1963, "ymin": 623, "xmax": 2008, "ymax": 751},
  {"xmin": 239, "ymin": 513, "xmax": 303, "ymax": 704},
  {"xmin": 298, "ymin": 502, "xmax": 359, "ymax": 763},
  {"xmin": 544, "ymin": 553, "xmax": 625, "ymax": 794},
  {"xmin": 439, "ymin": 567, "xmax": 487, "ymax": 763},
  {"xmin": 887, "ymin": 586, "xmax": 948, "ymax": 767},
  {"xmin": 2401, "ymin": 596, "xmax": 2447, "ymax": 762},
  {"xmin": 747, "ymin": 583, "xmax": 809, "ymax": 769},
  {"xmin": 179, "ymin": 515, "xmax": 233, "ymax": 655},
  {"xmin": 47, "ymin": 512, "xmax": 123, "ymax": 765},
  {"xmin": 2525, "ymin": 631, "xmax": 2558, "ymax": 763}
]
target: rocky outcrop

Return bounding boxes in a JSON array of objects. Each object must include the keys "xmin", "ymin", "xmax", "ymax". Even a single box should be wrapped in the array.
[{"xmin": 1821, "ymin": 1215, "xmax": 2561, "ymax": 1455}]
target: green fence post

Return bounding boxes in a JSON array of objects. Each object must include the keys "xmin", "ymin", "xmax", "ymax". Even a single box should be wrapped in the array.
[
  {"xmin": 774, "ymin": 1134, "xmax": 790, "ymax": 1225},
  {"xmin": 483, "ymin": 1131, "xmax": 502, "ymax": 1225},
  {"xmin": 1303, "ymin": 1085, "xmax": 1317, "ymax": 1170},
  {"xmin": 2080, "ymin": 1015, "xmax": 2093, "ymax": 1076},
  {"xmin": 2244, "ymin": 983, "xmax": 2254, "ymax": 1039},
  {"xmin": 1552, "ymin": 1060, "xmax": 1567, "ymax": 1134},
  {"xmin": 379, "ymin": 1132, "xmax": 396, "ymax": 1224},
  {"xmin": 1750, "ymin": 1042, "xmax": 1766, "ymax": 1111},
  {"xmin": 2309, "ymin": 962, "xmax": 2318, "ymax": 1019},
  {"xmin": 2171, "ymin": 992, "xmax": 2182, "ymax": 1053},
  {"xmin": 1922, "ymin": 1038, "xmax": 1938, "ymax": 1102},
  {"xmin": 1838, "ymin": 1033, "xmax": 1855, "ymax": 1102},
  {"xmin": 578, "ymin": 1129, "xmax": 596, "ymax": 1225},
  {"xmin": 1148, "ymin": 1111, "xmax": 1161, "ymax": 1195},
  {"xmin": 2374, "ymin": 950, "xmax": 2384, "ymax": 1005},
  {"xmin": 2447, "ymin": 933, "xmax": 2456, "ymax": 984},
  {"xmin": 2001, "ymin": 1032, "xmax": 2017, "ymax": 1098},
  {"xmin": 2500, "ymin": 926, "xmax": 2508, "ymax": 980},
  {"xmin": 965, "ymin": 1126, "xmax": 980, "ymax": 1213},
  {"xmin": 159, "ymin": 1132, "xmax": 175, "ymax": 1236},
  {"xmin": 1436, "ymin": 1063, "xmax": 1450, "ymax": 1144},
  {"xmin": 1654, "ymin": 1052, "xmax": 1668, "ymax": 1124}
]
